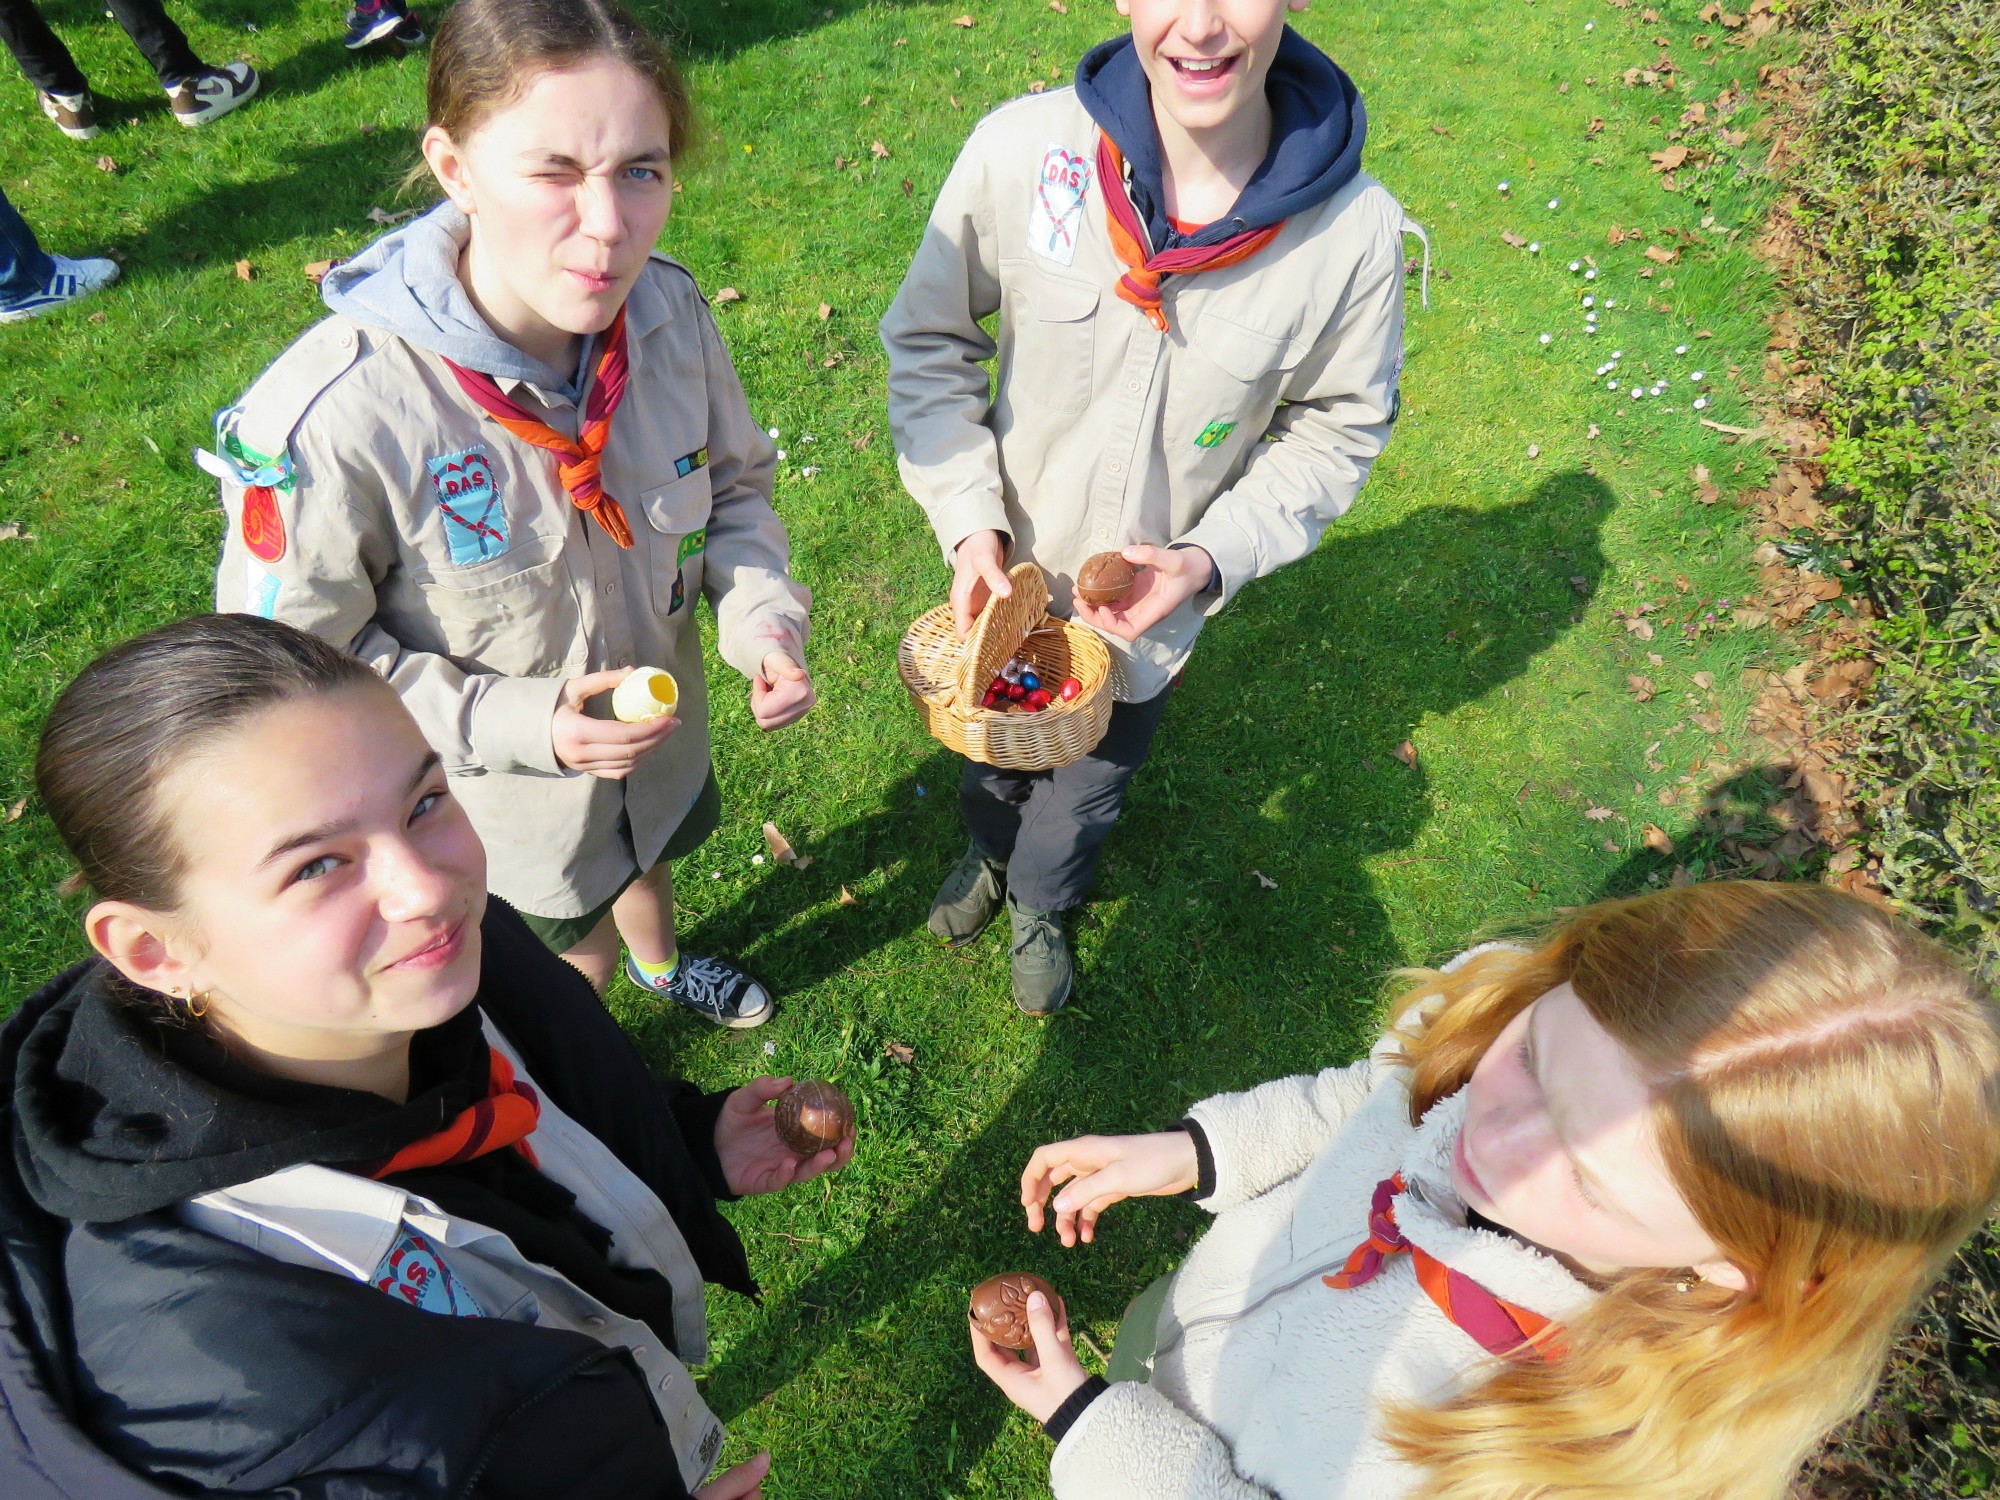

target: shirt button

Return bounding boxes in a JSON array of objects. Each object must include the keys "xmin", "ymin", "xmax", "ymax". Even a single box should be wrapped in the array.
[
  {"xmin": 632, "ymin": 1346, "xmax": 650, "ymax": 1359},
  {"xmin": 583, "ymin": 1315, "xmax": 607, "ymax": 1329},
  {"xmin": 658, "ymin": 1375, "xmax": 675, "ymax": 1392},
  {"xmin": 1126, "ymin": 380, "xmax": 1140, "ymax": 392},
  {"xmin": 1097, "ymin": 527, "xmax": 1111, "ymax": 541},
  {"xmin": 1108, "ymin": 460, "xmax": 1123, "ymax": 474},
  {"xmin": 602, "ymin": 581, "xmax": 617, "ymax": 597}
]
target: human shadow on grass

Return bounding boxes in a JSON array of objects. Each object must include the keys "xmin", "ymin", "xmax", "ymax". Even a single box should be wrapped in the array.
[{"xmin": 688, "ymin": 471, "xmax": 1615, "ymax": 1497}]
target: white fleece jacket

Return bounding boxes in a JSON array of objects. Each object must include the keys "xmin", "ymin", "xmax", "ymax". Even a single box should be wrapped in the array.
[{"xmin": 1051, "ymin": 953, "xmax": 1594, "ymax": 1499}]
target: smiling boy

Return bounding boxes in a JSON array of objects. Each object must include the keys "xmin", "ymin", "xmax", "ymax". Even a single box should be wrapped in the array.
[{"xmin": 883, "ymin": 0, "xmax": 1418, "ymax": 1013}]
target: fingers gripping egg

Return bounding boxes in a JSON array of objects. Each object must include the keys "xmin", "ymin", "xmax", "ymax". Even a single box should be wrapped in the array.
[{"xmin": 612, "ymin": 667, "xmax": 679, "ymax": 723}]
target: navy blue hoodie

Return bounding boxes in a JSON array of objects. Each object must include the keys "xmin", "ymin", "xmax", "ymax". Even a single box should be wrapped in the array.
[{"xmin": 1074, "ymin": 26, "xmax": 1366, "ymax": 254}]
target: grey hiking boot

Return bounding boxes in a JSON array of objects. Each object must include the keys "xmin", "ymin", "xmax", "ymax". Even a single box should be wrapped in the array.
[
  {"xmin": 927, "ymin": 842, "xmax": 1007, "ymax": 946},
  {"xmin": 1007, "ymin": 897, "xmax": 1073, "ymax": 1016}
]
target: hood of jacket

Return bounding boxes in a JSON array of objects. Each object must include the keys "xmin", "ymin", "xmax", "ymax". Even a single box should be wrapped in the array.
[
  {"xmin": 320, "ymin": 201, "xmax": 583, "ymax": 391},
  {"xmin": 1074, "ymin": 26, "xmax": 1366, "ymax": 252},
  {"xmin": 10, "ymin": 961, "xmax": 493, "ymax": 1226}
]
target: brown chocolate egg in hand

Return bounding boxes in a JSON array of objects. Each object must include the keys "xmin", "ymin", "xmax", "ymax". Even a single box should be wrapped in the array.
[
  {"xmin": 773, "ymin": 1080, "xmax": 855, "ymax": 1157},
  {"xmin": 1074, "ymin": 551, "xmax": 1138, "ymax": 608},
  {"xmin": 969, "ymin": 1272, "xmax": 1065, "ymax": 1351}
]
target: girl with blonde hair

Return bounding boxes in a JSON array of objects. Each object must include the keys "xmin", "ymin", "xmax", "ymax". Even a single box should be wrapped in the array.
[{"xmin": 975, "ymin": 880, "xmax": 2000, "ymax": 1500}]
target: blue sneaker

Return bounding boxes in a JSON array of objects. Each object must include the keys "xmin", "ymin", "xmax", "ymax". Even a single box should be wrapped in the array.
[
  {"xmin": 390, "ymin": 12, "xmax": 427, "ymax": 46},
  {"xmin": 0, "ymin": 255, "xmax": 119, "ymax": 324},
  {"xmin": 625, "ymin": 952, "xmax": 774, "ymax": 1029},
  {"xmin": 343, "ymin": 0, "xmax": 408, "ymax": 48}
]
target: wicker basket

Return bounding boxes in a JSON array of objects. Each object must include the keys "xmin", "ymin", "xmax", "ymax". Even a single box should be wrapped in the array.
[{"xmin": 897, "ymin": 562, "xmax": 1114, "ymax": 771}]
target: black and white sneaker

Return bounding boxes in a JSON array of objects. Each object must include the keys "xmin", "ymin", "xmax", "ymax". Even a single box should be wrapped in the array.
[
  {"xmin": 167, "ymin": 62, "xmax": 260, "ymax": 127},
  {"xmin": 626, "ymin": 952, "xmax": 774, "ymax": 1029}
]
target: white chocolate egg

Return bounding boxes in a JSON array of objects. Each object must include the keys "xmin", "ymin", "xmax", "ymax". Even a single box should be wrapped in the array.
[{"xmin": 612, "ymin": 667, "xmax": 679, "ymax": 723}]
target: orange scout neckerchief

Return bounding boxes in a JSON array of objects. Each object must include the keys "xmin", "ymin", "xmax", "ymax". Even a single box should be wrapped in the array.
[
  {"xmin": 441, "ymin": 305, "xmax": 636, "ymax": 548},
  {"xmin": 362, "ymin": 1046, "xmax": 542, "ymax": 1178},
  {"xmin": 1095, "ymin": 132, "xmax": 1285, "ymax": 334},
  {"xmin": 1325, "ymin": 1172, "xmax": 1563, "ymax": 1362}
]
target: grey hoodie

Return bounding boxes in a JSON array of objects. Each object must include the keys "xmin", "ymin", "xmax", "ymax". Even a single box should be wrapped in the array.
[{"xmin": 320, "ymin": 202, "xmax": 590, "ymax": 396}]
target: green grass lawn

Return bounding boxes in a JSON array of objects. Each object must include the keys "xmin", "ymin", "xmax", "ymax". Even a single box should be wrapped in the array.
[{"xmin": 0, "ymin": 0, "xmax": 1800, "ymax": 1493}]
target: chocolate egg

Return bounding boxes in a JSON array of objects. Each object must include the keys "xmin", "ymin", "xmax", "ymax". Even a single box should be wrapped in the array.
[
  {"xmin": 1075, "ymin": 551, "xmax": 1137, "ymax": 607},
  {"xmin": 773, "ymin": 1081, "xmax": 854, "ymax": 1156},
  {"xmin": 969, "ymin": 1272, "xmax": 1064, "ymax": 1351}
]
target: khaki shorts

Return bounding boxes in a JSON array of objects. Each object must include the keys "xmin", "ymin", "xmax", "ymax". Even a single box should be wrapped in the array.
[{"xmin": 516, "ymin": 768, "xmax": 722, "ymax": 954}]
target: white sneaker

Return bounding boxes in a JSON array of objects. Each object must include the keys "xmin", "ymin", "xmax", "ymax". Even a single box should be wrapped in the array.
[
  {"xmin": 167, "ymin": 62, "xmax": 260, "ymax": 127},
  {"xmin": 37, "ymin": 90, "xmax": 98, "ymax": 140},
  {"xmin": 0, "ymin": 256, "xmax": 120, "ymax": 324}
]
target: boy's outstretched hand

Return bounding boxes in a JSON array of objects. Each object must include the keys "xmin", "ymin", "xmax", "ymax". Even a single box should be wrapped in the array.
[
  {"xmin": 952, "ymin": 528, "xmax": 1014, "ymax": 638},
  {"xmin": 696, "ymin": 1451, "xmax": 772, "ymax": 1499},
  {"xmin": 969, "ymin": 1289, "xmax": 1092, "ymax": 1424},
  {"xmin": 1021, "ymin": 1131, "xmax": 1201, "ymax": 1246},
  {"xmin": 750, "ymin": 651, "xmax": 815, "ymax": 729},
  {"xmin": 714, "ymin": 1076, "xmax": 854, "ymax": 1195},
  {"xmin": 1069, "ymin": 544, "xmax": 1215, "ymax": 642}
]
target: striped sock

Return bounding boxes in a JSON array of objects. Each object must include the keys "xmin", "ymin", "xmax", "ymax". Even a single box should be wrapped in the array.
[{"xmin": 630, "ymin": 948, "xmax": 680, "ymax": 984}]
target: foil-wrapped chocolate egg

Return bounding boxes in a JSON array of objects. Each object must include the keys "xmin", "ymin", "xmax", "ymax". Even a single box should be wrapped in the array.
[
  {"xmin": 1075, "ymin": 552, "xmax": 1137, "ymax": 607},
  {"xmin": 969, "ymin": 1272, "xmax": 1064, "ymax": 1351},
  {"xmin": 773, "ymin": 1081, "xmax": 854, "ymax": 1156}
]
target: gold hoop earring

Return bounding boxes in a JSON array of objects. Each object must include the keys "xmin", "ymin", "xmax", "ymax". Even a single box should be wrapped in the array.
[{"xmin": 175, "ymin": 986, "xmax": 211, "ymax": 1019}]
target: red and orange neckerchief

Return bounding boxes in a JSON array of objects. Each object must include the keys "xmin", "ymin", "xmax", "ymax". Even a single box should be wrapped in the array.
[
  {"xmin": 361, "ymin": 1046, "xmax": 542, "ymax": 1179},
  {"xmin": 1095, "ymin": 133, "xmax": 1284, "ymax": 333},
  {"xmin": 441, "ymin": 305, "xmax": 636, "ymax": 548},
  {"xmin": 1326, "ymin": 1172, "xmax": 1564, "ymax": 1363}
]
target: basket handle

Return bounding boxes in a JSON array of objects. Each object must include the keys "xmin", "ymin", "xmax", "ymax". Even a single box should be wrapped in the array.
[{"xmin": 954, "ymin": 561, "xmax": 1051, "ymax": 702}]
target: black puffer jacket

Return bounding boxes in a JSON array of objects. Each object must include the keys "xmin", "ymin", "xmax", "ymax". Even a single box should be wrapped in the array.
[{"xmin": 0, "ymin": 899, "xmax": 755, "ymax": 1499}]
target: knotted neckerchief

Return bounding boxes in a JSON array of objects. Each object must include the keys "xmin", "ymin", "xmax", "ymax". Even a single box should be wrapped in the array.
[
  {"xmin": 1325, "ymin": 1172, "xmax": 1562, "ymax": 1362},
  {"xmin": 360, "ymin": 1046, "xmax": 541, "ymax": 1178},
  {"xmin": 1095, "ymin": 133, "xmax": 1285, "ymax": 333},
  {"xmin": 441, "ymin": 305, "xmax": 636, "ymax": 548}
]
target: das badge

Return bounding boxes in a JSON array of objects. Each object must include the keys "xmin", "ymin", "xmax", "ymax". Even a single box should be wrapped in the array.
[{"xmin": 1029, "ymin": 142, "xmax": 1093, "ymax": 267}]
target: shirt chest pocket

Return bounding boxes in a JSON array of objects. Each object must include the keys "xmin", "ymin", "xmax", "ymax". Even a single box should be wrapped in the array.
[
  {"xmin": 639, "ymin": 466, "xmax": 713, "ymax": 619},
  {"xmin": 1170, "ymin": 308, "xmax": 1303, "ymax": 458},
  {"xmin": 415, "ymin": 533, "xmax": 577, "ymax": 679},
  {"xmin": 1006, "ymin": 270, "xmax": 1099, "ymax": 415}
]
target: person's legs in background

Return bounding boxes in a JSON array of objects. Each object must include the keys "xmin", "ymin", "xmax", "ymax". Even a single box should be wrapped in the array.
[
  {"xmin": 0, "ymin": 187, "xmax": 117, "ymax": 322},
  {"xmin": 0, "ymin": 0, "xmax": 97, "ymax": 137}
]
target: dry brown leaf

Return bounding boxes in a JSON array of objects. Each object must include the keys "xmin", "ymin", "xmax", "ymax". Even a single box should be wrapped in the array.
[
  {"xmin": 1624, "ymin": 616, "xmax": 1656, "ymax": 642},
  {"xmin": 713, "ymin": 286, "xmax": 743, "ymax": 304},
  {"xmin": 1584, "ymin": 806, "xmax": 1616, "ymax": 822},
  {"xmin": 762, "ymin": 821, "xmax": 798, "ymax": 864},
  {"xmin": 1028, "ymin": 81, "xmax": 1046, "ymax": 93},
  {"xmin": 1642, "ymin": 823, "xmax": 1676, "ymax": 855},
  {"xmin": 1644, "ymin": 244, "xmax": 1680, "ymax": 264},
  {"xmin": 1431, "ymin": 123, "xmax": 1452, "ymax": 136},
  {"xmin": 1587, "ymin": 116, "xmax": 1607, "ymax": 136},
  {"xmin": 1691, "ymin": 710, "xmax": 1724, "ymax": 734},
  {"xmin": 1692, "ymin": 464, "xmax": 1711, "ymax": 485},
  {"xmin": 1048, "ymin": 0, "xmax": 1068, "ymax": 9},
  {"xmin": 1696, "ymin": 481, "xmax": 1721, "ymax": 506},
  {"xmin": 1692, "ymin": 670, "xmax": 1716, "ymax": 691},
  {"xmin": 885, "ymin": 1041, "xmax": 915, "ymax": 1063},
  {"xmin": 0, "ymin": 521, "xmax": 32, "ymax": 542},
  {"xmin": 303, "ymin": 257, "xmax": 343, "ymax": 284},
  {"xmin": 94, "ymin": 155, "xmax": 118, "ymax": 174},
  {"xmin": 1392, "ymin": 739, "xmax": 1418, "ymax": 769},
  {"xmin": 1252, "ymin": 869, "xmax": 1279, "ymax": 890},
  {"xmin": 1500, "ymin": 230, "xmax": 1528, "ymax": 248},
  {"xmin": 234, "ymin": 259, "xmax": 255, "ymax": 282},
  {"xmin": 870, "ymin": 139, "xmax": 891, "ymax": 158},
  {"xmin": 901, "ymin": 177, "xmax": 914, "ymax": 196},
  {"xmin": 817, "ymin": 301, "xmax": 833, "ymax": 320},
  {"xmin": 1673, "ymin": 573, "xmax": 1692, "ymax": 593},
  {"xmin": 1628, "ymin": 674, "xmax": 1658, "ymax": 702},
  {"xmin": 6, "ymin": 796, "xmax": 25, "ymax": 823},
  {"xmin": 1651, "ymin": 145, "xmax": 1690, "ymax": 172},
  {"xmin": 951, "ymin": 12, "xmax": 975, "ymax": 25},
  {"xmin": 838, "ymin": 884, "xmax": 861, "ymax": 906},
  {"xmin": 1587, "ymin": 423, "xmax": 1602, "ymax": 440}
]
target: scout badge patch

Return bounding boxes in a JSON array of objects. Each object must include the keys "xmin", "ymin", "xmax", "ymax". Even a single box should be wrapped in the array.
[
  {"xmin": 426, "ymin": 445, "xmax": 510, "ymax": 566},
  {"xmin": 669, "ymin": 527, "xmax": 707, "ymax": 615},
  {"xmin": 195, "ymin": 407, "xmax": 293, "ymax": 565},
  {"xmin": 372, "ymin": 1228, "xmax": 487, "ymax": 1319},
  {"xmin": 1194, "ymin": 420, "xmax": 1237, "ymax": 449},
  {"xmin": 1029, "ymin": 143, "xmax": 1093, "ymax": 268}
]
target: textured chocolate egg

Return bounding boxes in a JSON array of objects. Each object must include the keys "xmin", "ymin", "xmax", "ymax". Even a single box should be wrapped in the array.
[
  {"xmin": 969, "ymin": 1272, "xmax": 1064, "ymax": 1351},
  {"xmin": 1075, "ymin": 551, "xmax": 1137, "ymax": 607},
  {"xmin": 773, "ymin": 1081, "xmax": 854, "ymax": 1156}
]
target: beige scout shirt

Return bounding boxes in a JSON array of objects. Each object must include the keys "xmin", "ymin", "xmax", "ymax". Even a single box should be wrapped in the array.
[
  {"xmin": 214, "ymin": 255, "xmax": 811, "ymax": 920},
  {"xmin": 881, "ymin": 87, "xmax": 1412, "ymax": 701}
]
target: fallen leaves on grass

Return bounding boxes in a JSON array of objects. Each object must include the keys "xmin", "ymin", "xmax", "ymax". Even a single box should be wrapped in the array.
[
  {"xmin": 1252, "ymin": 869, "xmax": 1279, "ymax": 890},
  {"xmin": 1642, "ymin": 823, "xmax": 1676, "ymax": 855},
  {"xmin": 884, "ymin": 1041, "xmax": 915, "ymax": 1063},
  {"xmin": 1628, "ymin": 674, "xmax": 1658, "ymax": 702},
  {"xmin": 1644, "ymin": 244, "xmax": 1680, "ymax": 264},
  {"xmin": 1392, "ymin": 739, "xmax": 1418, "ymax": 769},
  {"xmin": 951, "ymin": 13, "xmax": 975, "ymax": 25},
  {"xmin": 870, "ymin": 140, "xmax": 891, "ymax": 159},
  {"xmin": 5, "ymin": 797, "xmax": 25, "ymax": 824},
  {"xmin": 712, "ymin": 286, "xmax": 743, "ymax": 304},
  {"xmin": 234, "ymin": 259, "xmax": 255, "ymax": 282},
  {"xmin": 1049, "ymin": 0, "xmax": 1068, "ymax": 10},
  {"xmin": 1585, "ymin": 806, "xmax": 1616, "ymax": 821},
  {"xmin": 1500, "ymin": 230, "xmax": 1528, "ymax": 248},
  {"xmin": 817, "ymin": 301, "xmax": 833, "ymax": 320},
  {"xmin": 838, "ymin": 884, "xmax": 861, "ymax": 906},
  {"xmin": 94, "ymin": 155, "xmax": 118, "ymax": 174},
  {"xmin": 303, "ymin": 257, "xmax": 344, "ymax": 284},
  {"xmin": 762, "ymin": 821, "xmax": 813, "ymax": 869},
  {"xmin": 365, "ymin": 205, "xmax": 419, "ymax": 226}
]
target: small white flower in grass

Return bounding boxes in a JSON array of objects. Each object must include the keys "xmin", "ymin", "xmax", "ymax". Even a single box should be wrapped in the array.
[
  {"xmin": 801, "ymin": 465, "xmax": 820, "ymax": 477},
  {"xmin": 1608, "ymin": 380, "xmax": 1620, "ymax": 390},
  {"xmin": 762, "ymin": 1040, "xmax": 777, "ymax": 1057},
  {"xmin": 768, "ymin": 426, "xmax": 781, "ymax": 439},
  {"xmin": 1631, "ymin": 387, "xmax": 1644, "ymax": 399},
  {"xmin": 1676, "ymin": 344, "xmax": 1689, "ymax": 354},
  {"xmin": 752, "ymin": 854, "xmax": 765, "ymax": 865},
  {"xmin": 1693, "ymin": 396, "xmax": 1711, "ymax": 410},
  {"xmin": 1527, "ymin": 444, "xmax": 1540, "ymax": 457},
  {"xmin": 1612, "ymin": 349, "xmax": 1625, "ymax": 359},
  {"xmin": 1585, "ymin": 324, "xmax": 1598, "ymax": 334},
  {"xmin": 1691, "ymin": 369, "xmax": 1707, "ymax": 382},
  {"xmin": 711, "ymin": 871, "xmax": 722, "ymax": 879},
  {"xmin": 1528, "ymin": 242, "xmax": 1542, "ymax": 253},
  {"xmin": 775, "ymin": 449, "xmax": 787, "ymax": 462},
  {"xmin": 1585, "ymin": 268, "xmax": 1598, "ymax": 280},
  {"xmin": 1498, "ymin": 180, "xmax": 1511, "ymax": 193},
  {"xmin": 1570, "ymin": 260, "xmax": 1582, "ymax": 272},
  {"xmin": 1539, "ymin": 332, "xmax": 1553, "ymax": 345},
  {"xmin": 1548, "ymin": 198, "xmax": 1560, "ymax": 210},
  {"xmin": 1586, "ymin": 18, "xmax": 1595, "ymax": 28},
  {"xmin": 1604, "ymin": 297, "xmax": 1616, "ymax": 307},
  {"xmin": 1583, "ymin": 295, "xmax": 1595, "ymax": 308}
]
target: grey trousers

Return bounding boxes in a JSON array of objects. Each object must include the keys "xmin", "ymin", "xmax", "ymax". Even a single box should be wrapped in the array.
[{"xmin": 959, "ymin": 684, "xmax": 1174, "ymax": 912}]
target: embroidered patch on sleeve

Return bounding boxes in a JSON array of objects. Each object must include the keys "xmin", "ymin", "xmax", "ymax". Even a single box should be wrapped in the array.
[
  {"xmin": 1194, "ymin": 420, "xmax": 1238, "ymax": 449},
  {"xmin": 426, "ymin": 445, "xmax": 510, "ymax": 567},
  {"xmin": 372, "ymin": 1227, "xmax": 486, "ymax": 1318},
  {"xmin": 240, "ymin": 484, "xmax": 287, "ymax": 562},
  {"xmin": 1029, "ymin": 143, "xmax": 1094, "ymax": 267},
  {"xmin": 244, "ymin": 560, "xmax": 281, "ymax": 618},
  {"xmin": 674, "ymin": 448, "xmax": 709, "ymax": 478}
]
